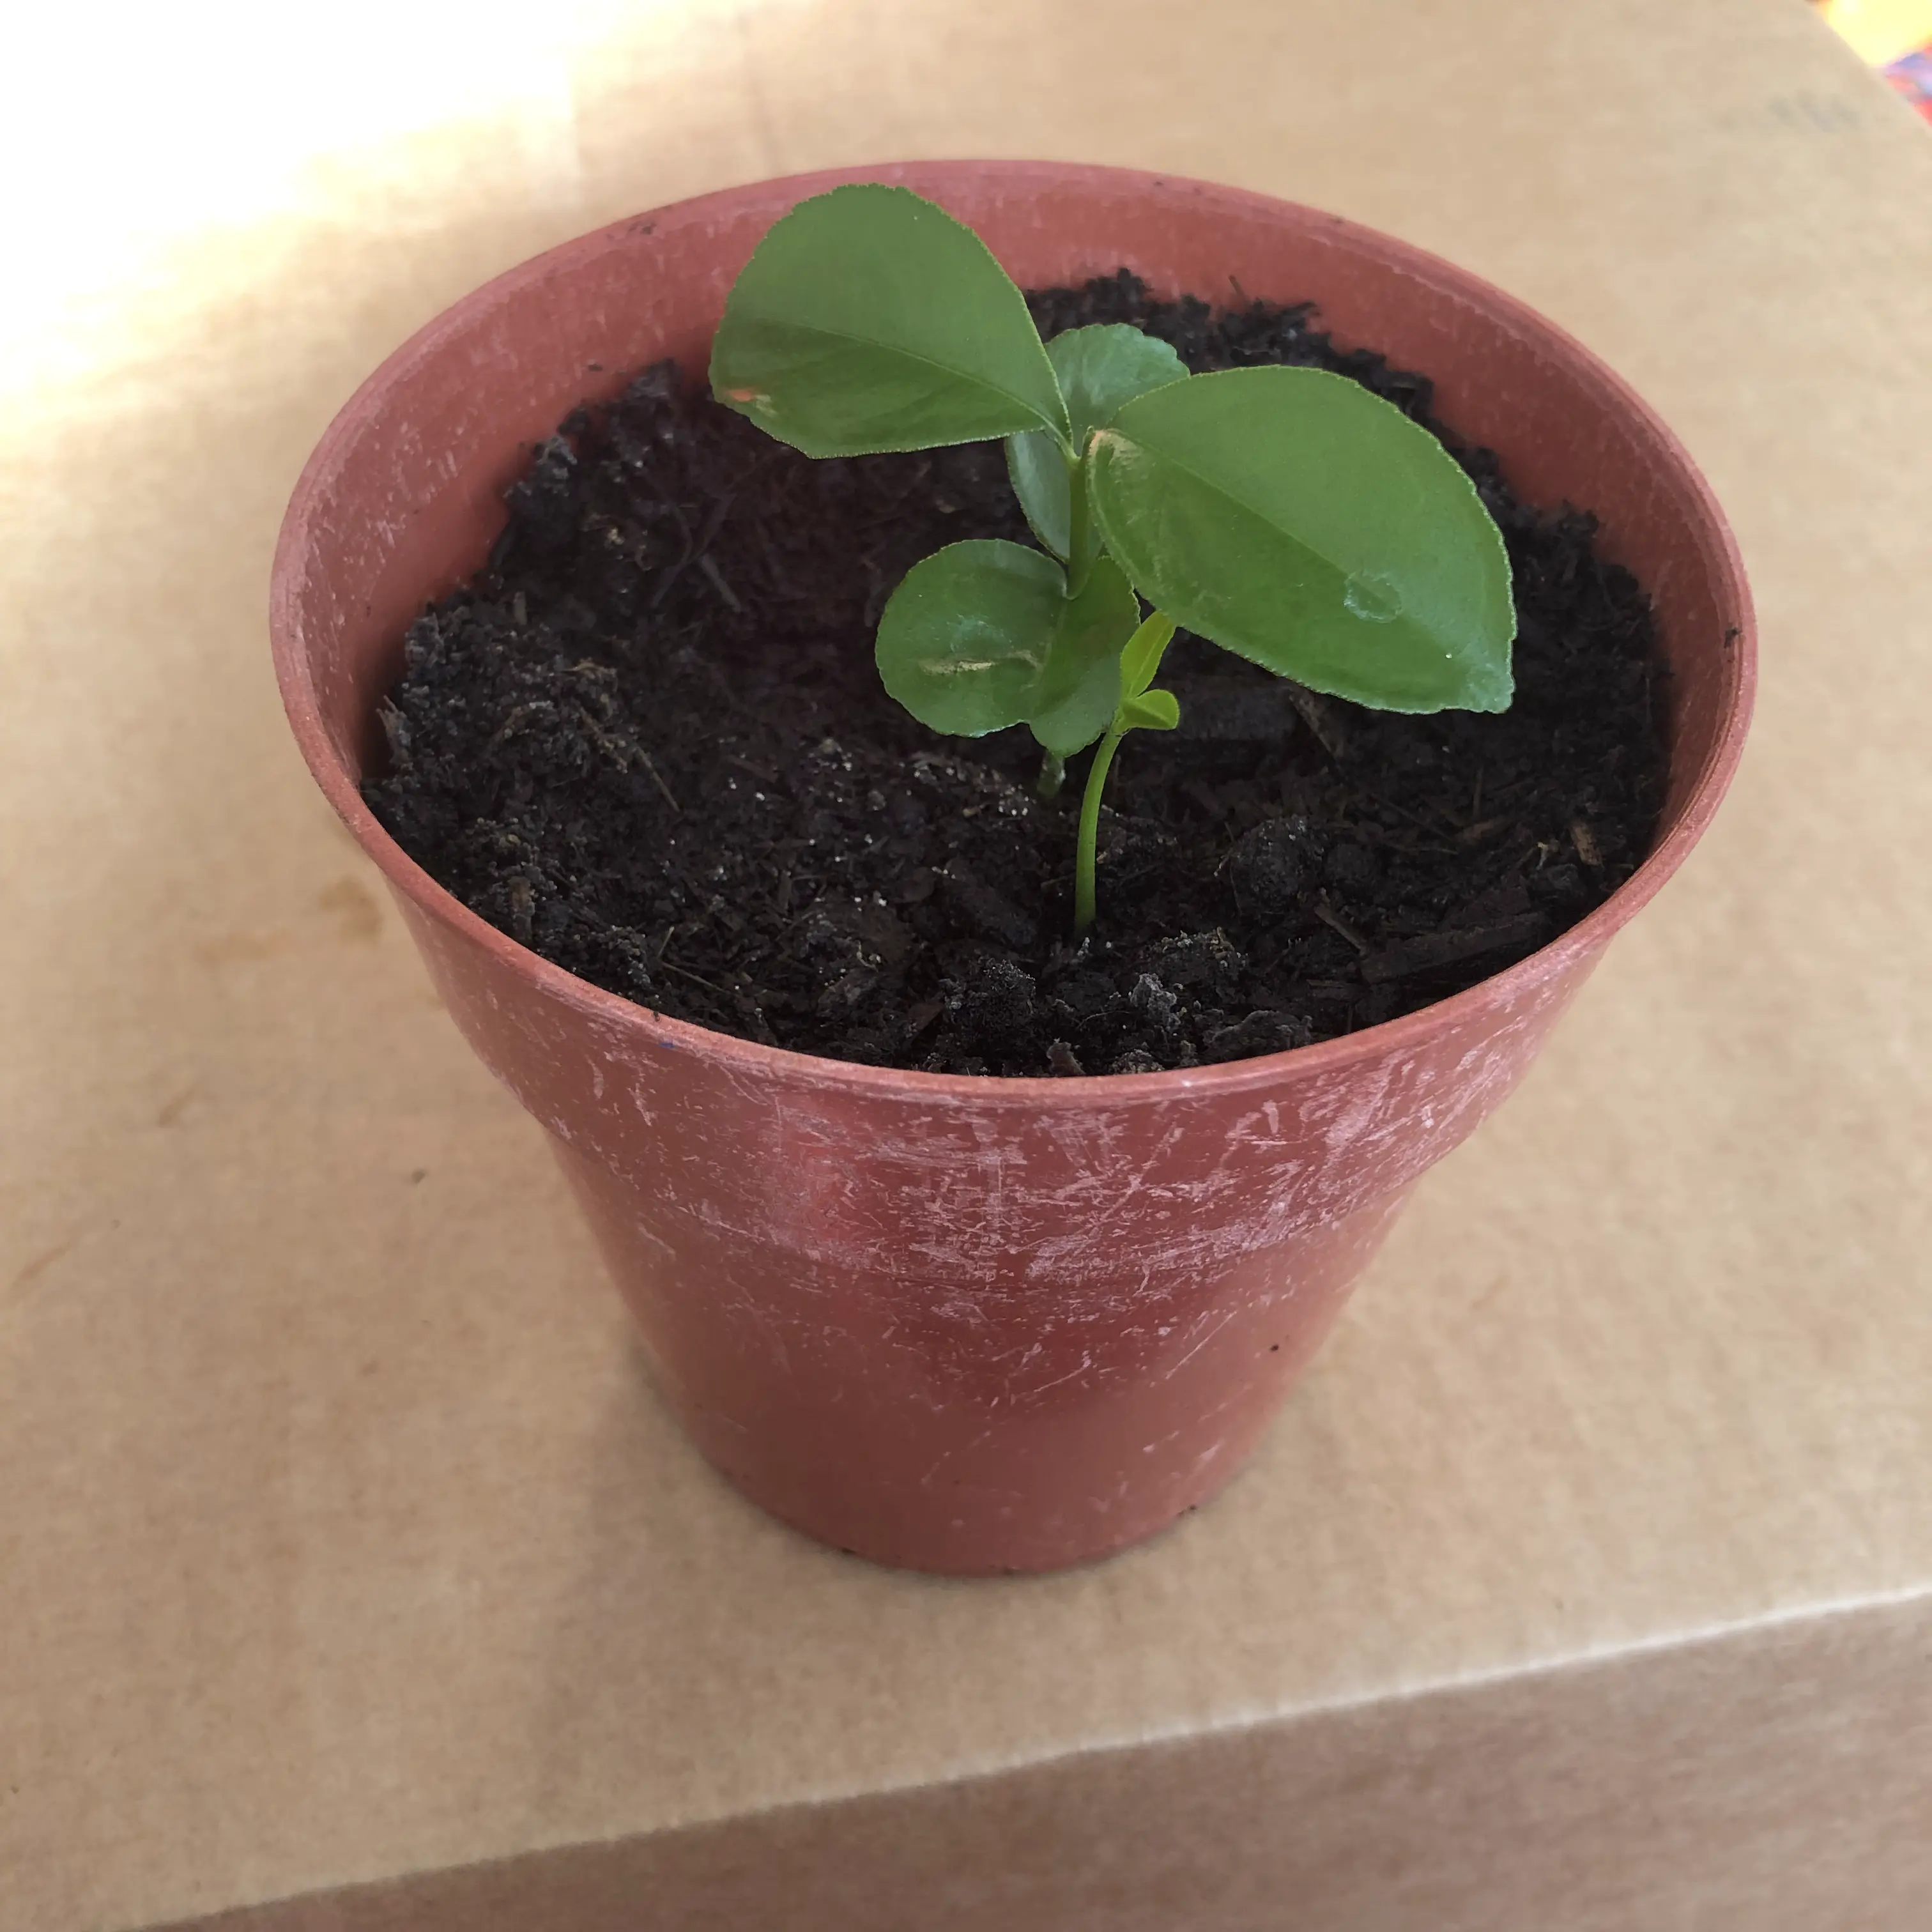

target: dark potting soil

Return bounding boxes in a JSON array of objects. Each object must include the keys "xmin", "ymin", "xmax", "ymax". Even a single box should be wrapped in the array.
[{"xmin": 365, "ymin": 273, "xmax": 1667, "ymax": 1077}]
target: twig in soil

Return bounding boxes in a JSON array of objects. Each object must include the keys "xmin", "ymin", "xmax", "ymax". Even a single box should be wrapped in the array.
[
  {"xmin": 903, "ymin": 998, "xmax": 946, "ymax": 1040},
  {"xmin": 1503, "ymin": 838, "xmax": 1560, "ymax": 877},
  {"xmin": 656, "ymin": 957, "xmax": 730, "ymax": 997},
  {"xmin": 648, "ymin": 484, "xmax": 734, "ymax": 610},
  {"xmin": 484, "ymin": 703, "xmax": 540, "ymax": 755},
  {"xmin": 1302, "ymin": 980, "xmax": 1359, "ymax": 1002},
  {"xmin": 1349, "ymin": 776, "xmax": 1457, "ymax": 838},
  {"xmin": 1361, "ymin": 913, "xmax": 1551, "ymax": 984},
  {"xmin": 640, "ymin": 458, "xmax": 693, "ymax": 544},
  {"xmin": 724, "ymin": 448, "xmax": 780, "ymax": 496},
  {"xmin": 698, "ymin": 553, "xmax": 744, "ymax": 611},
  {"xmin": 1312, "ymin": 896, "xmax": 1372, "ymax": 955},
  {"xmin": 638, "ymin": 751, "xmax": 681, "ymax": 814},
  {"xmin": 1455, "ymin": 815, "xmax": 1514, "ymax": 848},
  {"xmin": 1281, "ymin": 682, "xmax": 1349, "ymax": 761}
]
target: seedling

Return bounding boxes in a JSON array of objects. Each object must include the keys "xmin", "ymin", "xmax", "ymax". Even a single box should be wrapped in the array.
[{"xmin": 712, "ymin": 184, "xmax": 1515, "ymax": 931}]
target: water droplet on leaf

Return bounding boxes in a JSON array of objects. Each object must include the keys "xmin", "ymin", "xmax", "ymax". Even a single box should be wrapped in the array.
[{"xmin": 1343, "ymin": 572, "xmax": 1404, "ymax": 623}]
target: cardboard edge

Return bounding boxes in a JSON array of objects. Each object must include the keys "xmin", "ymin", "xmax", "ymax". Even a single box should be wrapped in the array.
[{"xmin": 151, "ymin": 1590, "xmax": 1932, "ymax": 1932}]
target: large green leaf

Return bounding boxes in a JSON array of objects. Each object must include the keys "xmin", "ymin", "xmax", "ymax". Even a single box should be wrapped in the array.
[
  {"xmin": 709, "ymin": 185, "xmax": 1070, "ymax": 458},
  {"xmin": 875, "ymin": 542, "xmax": 1140, "ymax": 755},
  {"xmin": 1089, "ymin": 366, "xmax": 1516, "ymax": 712},
  {"xmin": 1006, "ymin": 325, "xmax": 1188, "ymax": 560}
]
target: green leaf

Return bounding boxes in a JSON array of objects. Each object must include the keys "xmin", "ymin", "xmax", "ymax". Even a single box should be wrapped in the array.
[
  {"xmin": 876, "ymin": 542, "xmax": 1059, "ymax": 737},
  {"xmin": 1006, "ymin": 325, "xmax": 1188, "ymax": 559},
  {"xmin": 1089, "ymin": 366, "xmax": 1516, "ymax": 713},
  {"xmin": 1119, "ymin": 688, "xmax": 1180, "ymax": 732},
  {"xmin": 875, "ymin": 542, "xmax": 1140, "ymax": 752},
  {"xmin": 1028, "ymin": 556, "xmax": 1142, "ymax": 758},
  {"xmin": 1119, "ymin": 610, "xmax": 1177, "ymax": 701},
  {"xmin": 710, "ymin": 185, "xmax": 1069, "ymax": 458}
]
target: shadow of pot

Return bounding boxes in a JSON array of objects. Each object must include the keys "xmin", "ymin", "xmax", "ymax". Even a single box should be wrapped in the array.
[{"xmin": 271, "ymin": 162, "xmax": 1754, "ymax": 1575}]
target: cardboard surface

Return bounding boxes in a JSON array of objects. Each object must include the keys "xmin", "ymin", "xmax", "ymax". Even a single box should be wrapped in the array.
[{"xmin": 3, "ymin": 1, "xmax": 1928, "ymax": 1926}]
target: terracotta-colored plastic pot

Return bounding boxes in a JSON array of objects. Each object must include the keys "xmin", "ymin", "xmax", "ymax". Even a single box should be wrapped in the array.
[{"xmin": 272, "ymin": 162, "xmax": 1753, "ymax": 1575}]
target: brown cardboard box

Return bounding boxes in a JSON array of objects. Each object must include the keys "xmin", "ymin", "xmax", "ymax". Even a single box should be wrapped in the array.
[{"xmin": 3, "ymin": 2, "xmax": 1928, "ymax": 1926}]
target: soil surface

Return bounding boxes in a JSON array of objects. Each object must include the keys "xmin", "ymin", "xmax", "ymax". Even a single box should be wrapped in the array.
[{"xmin": 365, "ymin": 273, "xmax": 1667, "ymax": 1076}]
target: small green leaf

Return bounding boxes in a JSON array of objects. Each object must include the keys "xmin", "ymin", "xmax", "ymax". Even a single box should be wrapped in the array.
[
  {"xmin": 875, "ymin": 542, "xmax": 1139, "ymax": 751},
  {"xmin": 877, "ymin": 542, "xmax": 1062, "ymax": 737},
  {"xmin": 1119, "ymin": 610, "xmax": 1177, "ymax": 701},
  {"xmin": 1119, "ymin": 688, "xmax": 1180, "ymax": 732},
  {"xmin": 1006, "ymin": 325, "xmax": 1189, "ymax": 558},
  {"xmin": 1089, "ymin": 366, "xmax": 1516, "ymax": 712},
  {"xmin": 1028, "ymin": 556, "xmax": 1142, "ymax": 758},
  {"xmin": 710, "ymin": 185, "xmax": 1070, "ymax": 458}
]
